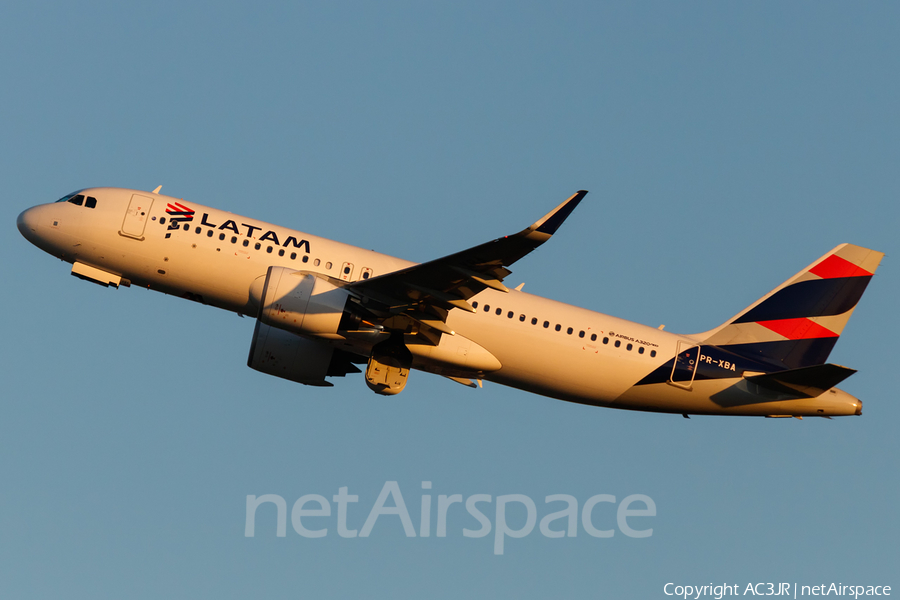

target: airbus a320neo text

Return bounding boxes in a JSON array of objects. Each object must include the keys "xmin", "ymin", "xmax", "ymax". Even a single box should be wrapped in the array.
[{"xmin": 17, "ymin": 187, "xmax": 883, "ymax": 418}]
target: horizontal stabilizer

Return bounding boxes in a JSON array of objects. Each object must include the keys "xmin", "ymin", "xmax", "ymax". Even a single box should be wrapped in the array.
[{"xmin": 745, "ymin": 364, "xmax": 856, "ymax": 398}]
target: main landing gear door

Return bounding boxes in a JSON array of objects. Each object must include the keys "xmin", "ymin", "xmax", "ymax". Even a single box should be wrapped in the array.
[
  {"xmin": 121, "ymin": 194, "xmax": 154, "ymax": 239},
  {"xmin": 668, "ymin": 340, "xmax": 701, "ymax": 391}
]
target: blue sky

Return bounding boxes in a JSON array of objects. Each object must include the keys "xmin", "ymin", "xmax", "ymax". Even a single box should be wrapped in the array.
[{"xmin": 2, "ymin": 2, "xmax": 898, "ymax": 598}]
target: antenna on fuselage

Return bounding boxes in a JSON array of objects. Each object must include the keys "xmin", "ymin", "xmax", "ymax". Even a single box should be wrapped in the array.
[{"xmin": 152, "ymin": 185, "xmax": 162, "ymax": 194}]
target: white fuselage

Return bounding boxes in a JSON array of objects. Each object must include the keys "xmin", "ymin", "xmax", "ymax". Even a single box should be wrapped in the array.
[{"xmin": 17, "ymin": 187, "xmax": 863, "ymax": 417}]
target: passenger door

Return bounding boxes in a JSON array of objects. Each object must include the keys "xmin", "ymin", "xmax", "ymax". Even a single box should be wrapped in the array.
[{"xmin": 120, "ymin": 194, "xmax": 154, "ymax": 239}]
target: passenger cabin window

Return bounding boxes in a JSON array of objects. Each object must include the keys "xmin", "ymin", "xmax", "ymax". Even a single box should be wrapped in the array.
[
  {"xmin": 531, "ymin": 318, "xmax": 538, "ymax": 325},
  {"xmin": 278, "ymin": 249, "xmax": 285, "ymax": 256},
  {"xmin": 650, "ymin": 350, "xmax": 657, "ymax": 357},
  {"xmin": 495, "ymin": 308, "xmax": 502, "ymax": 316},
  {"xmin": 591, "ymin": 334, "xmax": 597, "ymax": 341},
  {"xmin": 472, "ymin": 302, "xmax": 479, "ymax": 309}
]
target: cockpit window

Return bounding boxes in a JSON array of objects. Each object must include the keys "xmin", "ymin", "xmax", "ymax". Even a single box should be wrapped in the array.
[
  {"xmin": 55, "ymin": 191, "xmax": 96, "ymax": 207},
  {"xmin": 56, "ymin": 192, "xmax": 80, "ymax": 203}
]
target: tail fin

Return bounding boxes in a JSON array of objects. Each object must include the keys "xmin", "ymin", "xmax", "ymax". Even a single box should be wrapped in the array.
[{"xmin": 698, "ymin": 244, "xmax": 883, "ymax": 370}]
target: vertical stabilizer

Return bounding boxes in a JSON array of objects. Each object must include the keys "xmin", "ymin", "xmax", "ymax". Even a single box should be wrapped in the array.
[{"xmin": 697, "ymin": 244, "xmax": 883, "ymax": 370}]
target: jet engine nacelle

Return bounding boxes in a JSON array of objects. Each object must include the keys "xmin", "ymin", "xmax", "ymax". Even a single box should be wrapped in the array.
[
  {"xmin": 247, "ymin": 320, "xmax": 336, "ymax": 386},
  {"xmin": 256, "ymin": 267, "xmax": 351, "ymax": 339}
]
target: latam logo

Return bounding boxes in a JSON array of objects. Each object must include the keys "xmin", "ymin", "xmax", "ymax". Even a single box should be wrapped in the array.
[
  {"xmin": 161, "ymin": 206, "xmax": 312, "ymax": 254},
  {"xmin": 166, "ymin": 202, "xmax": 195, "ymax": 230}
]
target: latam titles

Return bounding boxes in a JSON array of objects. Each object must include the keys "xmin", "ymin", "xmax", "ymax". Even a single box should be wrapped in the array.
[{"xmin": 193, "ymin": 212, "xmax": 310, "ymax": 252}]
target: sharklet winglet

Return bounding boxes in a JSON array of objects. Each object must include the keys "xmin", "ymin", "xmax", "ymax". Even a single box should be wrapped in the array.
[{"xmin": 529, "ymin": 190, "xmax": 587, "ymax": 235}]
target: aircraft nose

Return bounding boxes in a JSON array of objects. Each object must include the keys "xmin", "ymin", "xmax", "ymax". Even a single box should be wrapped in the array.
[{"xmin": 17, "ymin": 206, "xmax": 41, "ymax": 243}]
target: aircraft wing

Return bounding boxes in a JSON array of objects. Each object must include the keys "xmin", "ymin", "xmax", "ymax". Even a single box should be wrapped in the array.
[{"xmin": 345, "ymin": 190, "xmax": 587, "ymax": 334}]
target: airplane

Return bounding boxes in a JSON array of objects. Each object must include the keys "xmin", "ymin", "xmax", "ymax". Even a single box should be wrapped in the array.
[{"xmin": 16, "ymin": 187, "xmax": 883, "ymax": 418}]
